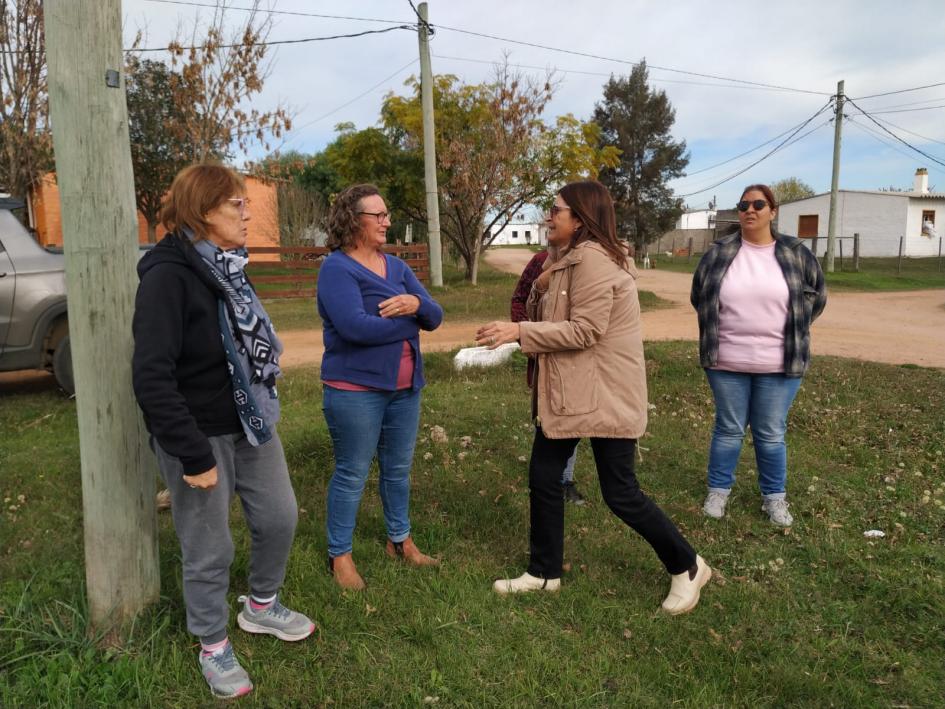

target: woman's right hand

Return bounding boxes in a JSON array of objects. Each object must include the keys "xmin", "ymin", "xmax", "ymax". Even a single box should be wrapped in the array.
[{"xmin": 183, "ymin": 466, "xmax": 218, "ymax": 490}]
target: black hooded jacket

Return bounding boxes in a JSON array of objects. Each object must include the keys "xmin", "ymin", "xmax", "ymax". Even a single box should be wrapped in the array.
[{"xmin": 132, "ymin": 233, "xmax": 242, "ymax": 475}]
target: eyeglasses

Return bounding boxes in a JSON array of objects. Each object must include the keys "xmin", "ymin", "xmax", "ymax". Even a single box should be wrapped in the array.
[
  {"xmin": 737, "ymin": 199, "xmax": 768, "ymax": 212},
  {"xmin": 549, "ymin": 205, "xmax": 572, "ymax": 218},
  {"xmin": 359, "ymin": 210, "xmax": 391, "ymax": 223},
  {"xmin": 228, "ymin": 197, "xmax": 250, "ymax": 217}
]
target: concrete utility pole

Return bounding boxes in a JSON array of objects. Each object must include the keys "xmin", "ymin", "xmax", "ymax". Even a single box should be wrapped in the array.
[
  {"xmin": 417, "ymin": 2, "xmax": 443, "ymax": 287},
  {"xmin": 825, "ymin": 80, "xmax": 844, "ymax": 273},
  {"xmin": 45, "ymin": 0, "xmax": 160, "ymax": 627}
]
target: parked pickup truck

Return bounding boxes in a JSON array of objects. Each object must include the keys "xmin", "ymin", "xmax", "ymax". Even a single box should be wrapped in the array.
[{"xmin": 0, "ymin": 199, "xmax": 74, "ymax": 393}]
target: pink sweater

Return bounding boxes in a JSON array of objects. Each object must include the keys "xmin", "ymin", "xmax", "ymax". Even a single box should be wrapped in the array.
[{"xmin": 715, "ymin": 240, "xmax": 788, "ymax": 373}]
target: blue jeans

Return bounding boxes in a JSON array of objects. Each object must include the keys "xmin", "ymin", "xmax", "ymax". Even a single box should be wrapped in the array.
[
  {"xmin": 705, "ymin": 369, "xmax": 802, "ymax": 496},
  {"xmin": 323, "ymin": 387, "xmax": 421, "ymax": 558}
]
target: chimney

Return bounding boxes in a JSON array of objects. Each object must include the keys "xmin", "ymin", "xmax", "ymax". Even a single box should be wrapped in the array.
[{"xmin": 914, "ymin": 167, "xmax": 929, "ymax": 194}]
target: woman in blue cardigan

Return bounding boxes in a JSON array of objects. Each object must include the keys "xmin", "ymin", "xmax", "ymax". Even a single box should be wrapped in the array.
[{"xmin": 317, "ymin": 184, "xmax": 443, "ymax": 589}]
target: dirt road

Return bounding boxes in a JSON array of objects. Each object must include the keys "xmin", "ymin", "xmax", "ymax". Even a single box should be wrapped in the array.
[
  {"xmin": 483, "ymin": 248, "xmax": 945, "ymax": 369},
  {"xmin": 4, "ymin": 249, "xmax": 941, "ymax": 390}
]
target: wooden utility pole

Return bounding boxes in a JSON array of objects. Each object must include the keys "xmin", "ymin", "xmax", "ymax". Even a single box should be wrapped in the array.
[
  {"xmin": 825, "ymin": 80, "xmax": 844, "ymax": 273},
  {"xmin": 44, "ymin": 0, "xmax": 160, "ymax": 627},
  {"xmin": 417, "ymin": 2, "xmax": 443, "ymax": 287}
]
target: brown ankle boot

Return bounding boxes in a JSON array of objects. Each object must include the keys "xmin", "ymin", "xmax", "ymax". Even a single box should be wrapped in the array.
[
  {"xmin": 386, "ymin": 537, "xmax": 439, "ymax": 567},
  {"xmin": 328, "ymin": 553, "xmax": 366, "ymax": 590}
]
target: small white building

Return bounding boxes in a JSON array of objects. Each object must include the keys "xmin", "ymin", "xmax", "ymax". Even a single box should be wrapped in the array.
[
  {"xmin": 777, "ymin": 168, "xmax": 943, "ymax": 257},
  {"xmin": 489, "ymin": 218, "xmax": 547, "ymax": 247},
  {"xmin": 675, "ymin": 208, "xmax": 717, "ymax": 230}
]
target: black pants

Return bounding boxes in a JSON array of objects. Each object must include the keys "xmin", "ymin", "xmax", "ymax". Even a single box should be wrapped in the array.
[{"xmin": 527, "ymin": 427, "xmax": 696, "ymax": 579}]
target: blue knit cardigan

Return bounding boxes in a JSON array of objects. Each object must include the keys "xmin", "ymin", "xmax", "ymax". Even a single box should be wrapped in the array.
[{"xmin": 316, "ymin": 250, "xmax": 443, "ymax": 390}]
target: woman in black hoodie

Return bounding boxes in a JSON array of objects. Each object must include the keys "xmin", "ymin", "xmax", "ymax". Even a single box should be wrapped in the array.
[{"xmin": 132, "ymin": 165, "xmax": 314, "ymax": 699}]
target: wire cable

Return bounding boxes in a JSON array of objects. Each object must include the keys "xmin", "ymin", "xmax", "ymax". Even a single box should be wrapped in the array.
[
  {"xmin": 852, "ymin": 81, "xmax": 945, "ymax": 100},
  {"xmin": 131, "ymin": 24, "xmax": 413, "ymax": 53},
  {"xmin": 433, "ymin": 25, "xmax": 832, "ymax": 96},
  {"xmin": 867, "ymin": 115, "xmax": 945, "ymax": 148},
  {"xmin": 866, "ymin": 104, "xmax": 945, "ymax": 115},
  {"xmin": 141, "ymin": 0, "xmax": 410, "ymax": 25},
  {"xmin": 846, "ymin": 98, "xmax": 945, "ymax": 169},
  {"xmin": 846, "ymin": 116, "xmax": 932, "ymax": 164},
  {"xmin": 675, "ymin": 101, "xmax": 834, "ymax": 197}
]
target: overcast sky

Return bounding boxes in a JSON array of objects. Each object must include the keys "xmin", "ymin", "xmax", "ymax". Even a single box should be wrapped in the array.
[{"xmin": 122, "ymin": 0, "xmax": 945, "ymax": 209}]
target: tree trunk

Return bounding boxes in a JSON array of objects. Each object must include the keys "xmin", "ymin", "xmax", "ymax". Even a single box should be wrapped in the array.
[
  {"xmin": 469, "ymin": 238, "xmax": 482, "ymax": 286},
  {"xmin": 147, "ymin": 220, "xmax": 157, "ymax": 244}
]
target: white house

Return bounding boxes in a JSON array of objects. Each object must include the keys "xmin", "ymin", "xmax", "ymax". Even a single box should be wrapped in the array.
[
  {"xmin": 489, "ymin": 218, "xmax": 548, "ymax": 247},
  {"xmin": 777, "ymin": 168, "xmax": 943, "ymax": 257},
  {"xmin": 675, "ymin": 208, "xmax": 717, "ymax": 230}
]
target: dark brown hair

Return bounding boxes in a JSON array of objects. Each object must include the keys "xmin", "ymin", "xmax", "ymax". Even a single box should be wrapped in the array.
[
  {"xmin": 326, "ymin": 183, "xmax": 381, "ymax": 252},
  {"xmin": 740, "ymin": 183, "xmax": 779, "ymax": 210},
  {"xmin": 161, "ymin": 164, "xmax": 245, "ymax": 240},
  {"xmin": 557, "ymin": 180, "xmax": 628, "ymax": 268}
]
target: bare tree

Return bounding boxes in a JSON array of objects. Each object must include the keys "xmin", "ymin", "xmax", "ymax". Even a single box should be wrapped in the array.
[
  {"xmin": 164, "ymin": 0, "xmax": 292, "ymax": 162},
  {"xmin": 0, "ymin": 0, "xmax": 51, "ymax": 199}
]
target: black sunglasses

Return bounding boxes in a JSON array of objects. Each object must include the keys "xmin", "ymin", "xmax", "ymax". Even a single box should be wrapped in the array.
[{"xmin": 737, "ymin": 199, "xmax": 768, "ymax": 212}]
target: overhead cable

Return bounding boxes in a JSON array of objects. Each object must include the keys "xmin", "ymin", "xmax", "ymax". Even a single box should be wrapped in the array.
[{"xmin": 845, "ymin": 98, "xmax": 945, "ymax": 169}]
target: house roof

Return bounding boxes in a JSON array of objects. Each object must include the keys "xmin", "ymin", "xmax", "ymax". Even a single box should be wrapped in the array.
[{"xmin": 781, "ymin": 189, "xmax": 945, "ymax": 205}]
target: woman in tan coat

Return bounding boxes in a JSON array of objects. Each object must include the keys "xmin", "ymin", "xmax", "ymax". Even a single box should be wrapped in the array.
[{"xmin": 476, "ymin": 180, "xmax": 711, "ymax": 614}]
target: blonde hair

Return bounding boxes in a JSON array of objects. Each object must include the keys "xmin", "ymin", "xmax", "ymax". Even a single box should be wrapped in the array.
[{"xmin": 161, "ymin": 164, "xmax": 245, "ymax": 240}]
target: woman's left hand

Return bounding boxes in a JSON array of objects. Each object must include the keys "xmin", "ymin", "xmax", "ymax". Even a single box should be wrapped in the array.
[
  {"xmin": 379, "ymin": 294, "xmax": 421, "ymax": 318},
  {"xmin": 476, "ymin": 321, "xmax": 520, "ymax": 350}
]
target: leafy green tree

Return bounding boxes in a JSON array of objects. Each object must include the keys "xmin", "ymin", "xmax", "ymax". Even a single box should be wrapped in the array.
[
  {"xmin": 382, "ymin": 67, "xmax": 618, "ymax": 283},
  {"xmin": 593, "ymin": 62, "xmax": 689, "ymax": 253},
  {"xmin": 771, "ymin": 177, "xmax": 815, "ymax": 204}
]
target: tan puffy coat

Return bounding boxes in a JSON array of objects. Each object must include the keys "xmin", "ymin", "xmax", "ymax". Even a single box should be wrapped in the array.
[{"xmin": 519, "ymin": 241, "xmax": 648, "ymax": 439}]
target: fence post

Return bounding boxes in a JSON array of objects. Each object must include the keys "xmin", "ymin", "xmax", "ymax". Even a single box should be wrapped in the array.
[
  {"xmin": 839, "ymin": 239, "xmax": 844, "ymax": 271},
  {"xmin": 897, "ymin": 235, "xmax": 904, "ymax": 275},
  {"xmin": 687, "ymin": 236, "xmax": 693, "ymax": 262},
  {"xmin": 853, "ymin": 233, "xmax": 860, "ymax": 272},
  {"xmin": 811, "ymin": 236, "xmax": 819, "ymax": 260},
  {"xmin": 939, "ymin": 236, "xmax": 943, "ymax": 272}
]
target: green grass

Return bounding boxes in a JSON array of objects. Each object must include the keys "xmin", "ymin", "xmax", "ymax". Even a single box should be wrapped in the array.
[
  {"xmin": 649, "ymin": 255, "xmax": 945, "ymax": 292},
  {"xmin": 262, "ymin": 261, "xmax": 671, "ymax": 331},
  {"xmin": 2, "ymin": 345, "xmax": 943, "ymax": 706}
]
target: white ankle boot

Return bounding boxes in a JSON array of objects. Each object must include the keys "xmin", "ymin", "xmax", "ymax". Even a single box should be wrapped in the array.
[
  {"xmin": 493, "ymin": 572, "xmax": 561, "ymax": 595},
  {"xmin": 661, "ymin": 555, "xmax": 711, "ymax": 615}
]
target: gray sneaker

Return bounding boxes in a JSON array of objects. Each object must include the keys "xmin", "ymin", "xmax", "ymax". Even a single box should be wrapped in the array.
[
  {"xmin": 702, "ymin": 491, "xmax": 729, "ymax": 519},
  {"xmin": 199, "ymin": 643, "xmax": 253, "ymax": 699},
  {"xmin": 237, "ymin": 595, "xmax": 316, "ymax": 642},
  {"xmin": 762, "ymin": 498, "xmax": 793, "ymax": 526}
]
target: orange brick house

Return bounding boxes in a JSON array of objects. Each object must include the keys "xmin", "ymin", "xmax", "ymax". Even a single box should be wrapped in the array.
[{"xmin": 29, "ymin": 172, "xmax": 281, "ymax": 261}]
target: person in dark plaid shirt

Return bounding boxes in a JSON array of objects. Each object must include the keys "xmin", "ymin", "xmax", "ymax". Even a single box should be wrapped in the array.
[
  {"xmin": 690, "ymin": 184, "xmax": 826, "ymax": 526},
  {"xmin": 511, "ymin": 247, "xmax": 586, "ymax": 505}
]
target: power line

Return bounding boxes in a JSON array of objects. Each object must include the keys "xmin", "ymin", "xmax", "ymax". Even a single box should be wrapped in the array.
[
  {"xmin": 852, "ymin": 81, "xmax": 945, "ymax": 100},
  {"xmin": 675, "ymin": 101, "xmax": 835, "ymax": 197},
  {"xmin": 846, "ymin": 98, "xmax": 945, "ymax": 169},
  {"xmin": 433, "ymin": 25, "xmax": 832, "ymax": 96},
  {"xmin": 846, "ymin": 117, "xmax": 931, "ymax": 164},
  {"xmin": 432, "ymin": 52, "xmax": 824, "ymax": 93},
  {"xmin": 868, "ymin": 115, "xmax": 945, "ymax": 148},
  {"xmin": 131, "ymin": 24, "xmax": 413, "ymax": 53},
  {"xmin": 867, "ymin": 104, "xmax": 945, "ymax": 115},
  {"xmin": 142, "ymin": 0, "xmax": 410, "ymax": 25},
  {"xmin": 866, "ymin": 94, "xmax": 945, "ymax": 112},
  {"xmin": 279, "ymin": 57, "xmax": 419, "ymax": 147}
]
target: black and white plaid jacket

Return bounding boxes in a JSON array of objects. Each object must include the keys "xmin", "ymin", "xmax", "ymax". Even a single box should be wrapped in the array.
[{"xmin": 690, "ymin": 231, "xmax": 827, "ymax": 377}]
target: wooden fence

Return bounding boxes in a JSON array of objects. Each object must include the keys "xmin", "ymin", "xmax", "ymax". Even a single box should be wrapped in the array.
[{"xmin": 246, "ymin": 244, "xmax": 430, "ymax": 299}]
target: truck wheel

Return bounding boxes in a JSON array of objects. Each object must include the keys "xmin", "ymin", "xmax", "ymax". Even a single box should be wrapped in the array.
[{"xmin": 53, "ymin": 335, "xmax": 75, "ymax": 395}]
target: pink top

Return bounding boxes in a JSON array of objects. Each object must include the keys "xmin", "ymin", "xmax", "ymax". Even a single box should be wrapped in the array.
[
  {"xmin": 715, "ymin": 240, "xmax": 788, "ymax": 373},
  {"xmin": 323, "ymin": 254, "xmax": 416, "ymax": 391}
]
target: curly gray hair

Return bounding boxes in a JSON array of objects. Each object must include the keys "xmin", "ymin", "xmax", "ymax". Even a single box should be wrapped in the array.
[{"xmin": 326, "ymin": 183, "xmax": 381, "ymax": 252}]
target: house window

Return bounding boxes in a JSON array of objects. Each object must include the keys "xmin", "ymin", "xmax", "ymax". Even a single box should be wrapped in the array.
[
  {"xmin": 922, "ymin": 210, "xmax": 936, "ymax": 237},
  {"xmin": 797, "ymin": 215, "xmax": 819, "ymax": 238},
  {"xmin": 511, "ymin": 230, "xmax": 518, "ymax": 239},
  {"xmin": 525, "ymin": 230, "xmax": 531, "ymax": 240}
]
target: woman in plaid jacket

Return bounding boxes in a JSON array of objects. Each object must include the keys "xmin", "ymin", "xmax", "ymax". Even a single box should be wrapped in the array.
[{"xmin": 690, "ymin": 184, "xmax": 826, "ymax": 526}]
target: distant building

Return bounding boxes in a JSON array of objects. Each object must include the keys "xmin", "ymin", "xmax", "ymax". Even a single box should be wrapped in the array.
[
  {"xmin": 675, "ymin": 208, "xmax": 716, "ymax": 230},
  {"xmin": 28, "ymin": 172, "xmax": 282, "ymax": 261},
  {"xmin": 489, "ymin": 214, "xmax": 547, "ymax": 246},
  {"xmin": 777, "ymin": 168, "xmax": 943, "ymax": 257}
]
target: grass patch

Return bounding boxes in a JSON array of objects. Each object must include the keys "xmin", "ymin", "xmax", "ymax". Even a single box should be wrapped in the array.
[
  {"xmin": 648, "ymin": 255, "xmax": 945, "ymax": 292},
  {"xmin": 262, "ymin": 260, "xmax": 671, "ymax": 331},
  {"xmin": 2, "ymin": 345, "xmax": 943, "ymax": 706}
]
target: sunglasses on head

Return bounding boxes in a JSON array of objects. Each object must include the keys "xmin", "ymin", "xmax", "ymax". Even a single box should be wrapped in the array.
[{"xmin": 737, "ymin": 199, "xmax": 768, "ymax": 212}]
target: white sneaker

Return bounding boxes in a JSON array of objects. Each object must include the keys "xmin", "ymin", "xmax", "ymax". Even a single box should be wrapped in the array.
[
  {"xmin": 702, "ymin": 491, "xmax": 729, "ymax": 519},
  {"xmin": 493, "ymin": 572, "xmax": 561, "ymax": 595},
  {"xmin": 762, "ymin": 497, "xmax": 793, "ymax": 526},
  {"xmin": 661, "ymin": 555, "xmax": 711, "ymax": 615}
]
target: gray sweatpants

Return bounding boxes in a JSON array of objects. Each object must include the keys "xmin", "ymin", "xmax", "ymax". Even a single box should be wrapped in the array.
[{"xmin": 154, "ymin": 430, "xmax": 298, "ymax": 644}]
